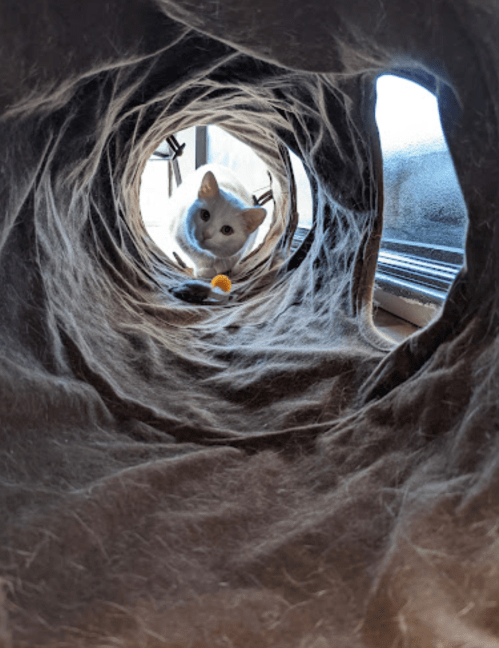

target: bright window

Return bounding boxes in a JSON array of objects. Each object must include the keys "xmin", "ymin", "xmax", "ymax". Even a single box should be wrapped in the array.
[{"xmin": 374, "ymin": 74, "xmax": 467, "ymax": 326}]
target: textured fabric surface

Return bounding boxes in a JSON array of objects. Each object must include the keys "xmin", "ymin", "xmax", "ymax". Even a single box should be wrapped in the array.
[{"xmin": 1, "ymin": 1, "xmax": 499, "ymax": 646}]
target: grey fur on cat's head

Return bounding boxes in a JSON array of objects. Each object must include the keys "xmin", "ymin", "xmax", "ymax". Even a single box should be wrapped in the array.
[{"xmin": 189, "ymin": 170, "xmax": 267, "ymax": 259}]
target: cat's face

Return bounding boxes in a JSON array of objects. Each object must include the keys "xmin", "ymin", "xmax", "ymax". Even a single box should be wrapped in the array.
[{"xmin": 191, "ymin": 171, "xmax": 266, "ymax": 258}]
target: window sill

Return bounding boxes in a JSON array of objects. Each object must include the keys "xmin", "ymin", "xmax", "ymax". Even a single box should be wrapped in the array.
[{"xmin": 374, "ymin": 238, "xmax": 462, "ymax": 327}]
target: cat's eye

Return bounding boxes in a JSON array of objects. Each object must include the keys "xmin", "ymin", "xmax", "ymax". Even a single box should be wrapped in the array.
[
  {"xmin": 221, "ymin": 225, "xmax": 233, "ymax": 235},
  {"xmin": 200, "ymin": 209, "xmax": 210, "ymax": 221}
]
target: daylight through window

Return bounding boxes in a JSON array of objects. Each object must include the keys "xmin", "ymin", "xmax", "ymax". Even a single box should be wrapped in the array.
[{"xmin": 374, "ymin": 74, "xmax": 467, "ymax": 327}]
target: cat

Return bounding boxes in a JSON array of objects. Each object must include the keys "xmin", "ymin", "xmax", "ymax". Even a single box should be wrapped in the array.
[{"xmin": 149, "ymin": 163, "xmax": 267, "ymax": 279}]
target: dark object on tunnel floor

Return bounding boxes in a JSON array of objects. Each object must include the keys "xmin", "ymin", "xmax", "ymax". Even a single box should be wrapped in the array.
[{"xmin": 169, "ymin": 279, "xmax": 231, "ymax": 304}]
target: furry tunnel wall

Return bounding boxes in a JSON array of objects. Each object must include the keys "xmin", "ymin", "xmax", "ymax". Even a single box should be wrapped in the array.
[{"xmin": 1, "ymin": 1, "xmax": 499, "ymax": 646}]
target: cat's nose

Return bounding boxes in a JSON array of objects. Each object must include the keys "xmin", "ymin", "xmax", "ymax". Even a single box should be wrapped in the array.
[{"xmin": 203, "ymin": 230, "xmax": 214, "ymax": 240}]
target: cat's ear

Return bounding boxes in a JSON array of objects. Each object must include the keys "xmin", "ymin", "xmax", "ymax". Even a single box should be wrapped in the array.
[
  {"xmin": 242, "ymin": 207, "xmax": 266, "ymax": 233},
  {"xmin": 198, "ymin": 171, "xmax": 219, "ymax": 200}
]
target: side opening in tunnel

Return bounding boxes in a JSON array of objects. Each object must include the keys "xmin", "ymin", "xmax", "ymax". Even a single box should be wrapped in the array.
[
  {"xmin": 139, "ymin": 124, "xmax": 313, "ymax": 277},
  {"xmin": 373, "ymin": 74, "xmax": 467, "ymax": 342}
]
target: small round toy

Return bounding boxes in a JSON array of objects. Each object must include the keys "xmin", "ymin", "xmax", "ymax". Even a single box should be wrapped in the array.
[{"xmin": 211, "ymin": 274, "xmax": 231, "ymax": 293}]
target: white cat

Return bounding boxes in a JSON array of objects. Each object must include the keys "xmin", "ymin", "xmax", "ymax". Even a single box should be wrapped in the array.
[{"xmin": 149, "ymin": 163, "xmax": 267, "ymax": 279}]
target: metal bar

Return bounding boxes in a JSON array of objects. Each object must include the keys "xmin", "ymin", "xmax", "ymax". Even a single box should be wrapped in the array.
[{"xmin": 195, "ymin": 126, "xmax": 208, "ymax": 169}]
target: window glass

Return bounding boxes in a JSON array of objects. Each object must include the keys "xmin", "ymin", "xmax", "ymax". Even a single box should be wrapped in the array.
[
  {"xmin": 374, "ymin": 75, "xmax": 467, "ymax": 325},
  {"xmin": 140, "ymin": 127, "xmax": 196, "ymax": 235},
  {"xmin": 376, "ymin": 74, "xmax": 467, "ymax": 250}
]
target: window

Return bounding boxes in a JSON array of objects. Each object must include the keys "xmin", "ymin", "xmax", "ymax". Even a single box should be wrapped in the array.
[
  {"xmin": 140, "ymin": 126, "xmax": 198, "ymax": 242},
  {"xmin": 374, "ymin": 74, "xmax": 467, "ymax": 327}
]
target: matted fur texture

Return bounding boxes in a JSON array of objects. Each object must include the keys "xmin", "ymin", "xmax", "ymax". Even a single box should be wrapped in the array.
[{"xmin": 1, "ymin": 1, "xmax": 499, "ymax": 646}]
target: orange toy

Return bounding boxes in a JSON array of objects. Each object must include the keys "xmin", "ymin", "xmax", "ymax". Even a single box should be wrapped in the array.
[{"xmin": 211, "ymin": 274, "xmax": 231, "ymax": 293}]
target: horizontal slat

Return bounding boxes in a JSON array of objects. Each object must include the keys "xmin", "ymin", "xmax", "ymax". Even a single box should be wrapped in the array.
[
  {"xmin": 377, "ymin": 251, "xmax": 460, "ymax": 293},
  {"xmin": 381, "ymin": 237, "xmax": 464, "ymax": 266},
  {"xmin": 376, "ymin": 243, "xmax": 462, "ymax": 300},
  {"xmin": 375, "ymin": 273, "xmax": 447, "ymax": 304},
  {"xmin": 379, "ymin": 251, "xmax": 459, "ymax": 278}
]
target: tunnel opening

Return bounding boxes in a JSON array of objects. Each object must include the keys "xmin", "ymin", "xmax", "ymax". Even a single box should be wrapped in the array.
[
  {"xmin": 139, "ymin": 124, "xmax": 313, "ymax": 282},
  {"xmin": 373, "ymin": 74, "xmax": 467, "ymax": 340}
]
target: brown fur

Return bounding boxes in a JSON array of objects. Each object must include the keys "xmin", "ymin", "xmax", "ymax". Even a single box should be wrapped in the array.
[{"xmin": 1, "ymin": 0, "xmax": 499, "ymax": 646}]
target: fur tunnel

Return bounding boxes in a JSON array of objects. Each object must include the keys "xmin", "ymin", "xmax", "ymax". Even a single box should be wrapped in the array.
[{"xmin": 1, "ymin": 1, "xmax": 499, "ymax": 646}]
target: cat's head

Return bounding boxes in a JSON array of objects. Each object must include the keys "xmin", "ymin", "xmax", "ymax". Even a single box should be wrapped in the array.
[{"xmin": 192, "ymin": 170, "xmax": 266, "ymax": 258}]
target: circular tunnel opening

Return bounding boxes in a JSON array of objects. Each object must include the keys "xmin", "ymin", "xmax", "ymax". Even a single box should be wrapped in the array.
[{"xmin": 139, "ymin": 124, "xmax": 313, "ymax": 282}]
